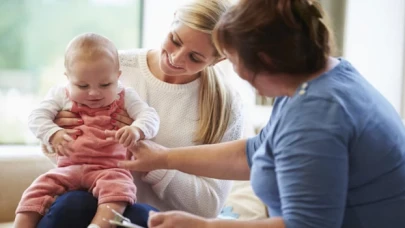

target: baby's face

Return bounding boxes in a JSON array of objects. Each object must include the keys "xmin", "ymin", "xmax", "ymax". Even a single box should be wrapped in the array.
[{"xmin": 66, "ymin": 57, "xmax": 120, "ymax": 108}]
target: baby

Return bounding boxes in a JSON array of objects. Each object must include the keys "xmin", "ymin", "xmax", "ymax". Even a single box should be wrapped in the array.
[{"xmin": 14, "ymin": 33, "xmax": 160, "ymax": 228}]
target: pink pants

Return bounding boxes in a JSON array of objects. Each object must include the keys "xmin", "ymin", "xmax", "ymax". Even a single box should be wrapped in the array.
[{"xmin": 16, "ymin": 164, "xmax": 136, "ymax": 215}]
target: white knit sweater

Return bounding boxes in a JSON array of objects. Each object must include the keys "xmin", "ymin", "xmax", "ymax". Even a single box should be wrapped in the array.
[{"xmin": 118, "ymin": 49, "xmax": 244, "ymax": 218}]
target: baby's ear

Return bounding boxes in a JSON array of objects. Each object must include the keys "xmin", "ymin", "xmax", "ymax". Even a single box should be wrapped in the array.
[{"xmin": 117, "ymin": 70, "xmax": 122, "ymax": 78}]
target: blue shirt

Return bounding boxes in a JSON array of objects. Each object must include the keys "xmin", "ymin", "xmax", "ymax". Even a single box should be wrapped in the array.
[{"xmin": 247, "ymin": 59, "xmax": 405, "ymax": 228}]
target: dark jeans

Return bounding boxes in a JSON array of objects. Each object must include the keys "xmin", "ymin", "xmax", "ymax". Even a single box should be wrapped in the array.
[{"xmin": 37, "ymin": 190, "xmax": 158, "ymax": 228}]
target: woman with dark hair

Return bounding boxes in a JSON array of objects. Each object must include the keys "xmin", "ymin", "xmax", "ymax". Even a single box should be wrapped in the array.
[{"xmin": 121, "ymin": 0, "xmax": 405, "ymax": 227}]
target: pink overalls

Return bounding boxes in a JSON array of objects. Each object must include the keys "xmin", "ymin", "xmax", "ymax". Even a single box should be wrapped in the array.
[{"xmin": 16, "ymin": 91, "xmax": 136, "ymax": 215}]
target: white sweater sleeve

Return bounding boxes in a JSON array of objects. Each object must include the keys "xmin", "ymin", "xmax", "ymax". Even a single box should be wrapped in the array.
[
  {"xmin": 141, "ymin": 94, "xmax": 245, "ymax": 218},
  {"xmin": 28, "ymin": 85, "xmax": 68, "ymax": 145},
  {"xmin": 124, "ymin": 87, "xmax": 160, "ymax": 139}
]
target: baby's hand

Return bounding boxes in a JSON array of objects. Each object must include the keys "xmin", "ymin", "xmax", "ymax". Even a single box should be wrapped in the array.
[
  {"xmin": 49, "ymin": 129, "xmax": 77, "ymax": 157},
  {"xmin": 116, "ymin": 126, "xmax": 143, "ymax": 148}
]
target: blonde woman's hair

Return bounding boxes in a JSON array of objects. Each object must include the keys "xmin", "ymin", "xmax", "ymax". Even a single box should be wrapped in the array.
[{"xmin": 176, "ymin": 0, "xmax": 233, "ymax": 144}]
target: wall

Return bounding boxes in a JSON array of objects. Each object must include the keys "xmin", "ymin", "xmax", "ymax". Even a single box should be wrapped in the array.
[
  {"xmin": 142, "ymin": 0, "xmax": 189, "ymax": 49},
  {"xmin": 319, "ymin": 0, "xmax": 347, "ymax": 56},
  {"xmin": 343, "ymin": 0, "xmax": 405, "ymax": 114}
]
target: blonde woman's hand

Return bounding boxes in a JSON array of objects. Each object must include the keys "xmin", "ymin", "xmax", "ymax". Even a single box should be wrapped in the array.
[
  {"xmin": 111, "ymin": 108, "xmax": 134, "ymax": 129},
  {"xmin": 116, "ymin": 140, "xmax": 169, "ymax": 171},
  {"xmin": 148, "ymin": 211, "xmax": 209, "ymax": 228},
  {"xmin": 49, "ymin": 129, "xmax": 77, "ymax": 157},
  {"xmin": 54, "ymin": 110, "xmax": 83, "ymax": 128}
]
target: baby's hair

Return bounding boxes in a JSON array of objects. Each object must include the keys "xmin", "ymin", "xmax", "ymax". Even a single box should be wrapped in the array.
[{"xmin": 64, "ymin": 33, "xmax": 119, "ymax": 72}]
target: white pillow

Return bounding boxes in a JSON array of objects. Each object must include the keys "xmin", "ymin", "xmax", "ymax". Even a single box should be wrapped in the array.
[{"xmin": 218, "ymin": 181, "xmax": 268, "ymax": 220}]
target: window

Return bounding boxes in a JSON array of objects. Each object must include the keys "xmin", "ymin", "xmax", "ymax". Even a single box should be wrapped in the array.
[{"xmin": 0, "ymin": 0, "xmax": 143, "ymax": 144}]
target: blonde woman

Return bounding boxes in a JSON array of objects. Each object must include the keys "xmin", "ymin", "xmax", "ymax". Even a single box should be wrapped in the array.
[{"xmin": 37, "ymin": 1, "xmax": 244, "ymax": 227}]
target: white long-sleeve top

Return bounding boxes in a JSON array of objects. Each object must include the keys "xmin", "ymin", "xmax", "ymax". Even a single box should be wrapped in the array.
[
  {"xmin": 118, "ymin": 49, "xmax": 244, "ymax": 218},
  {"xmin": 29, "ymin": 84, "xmax": 160, "ymax": 146}
]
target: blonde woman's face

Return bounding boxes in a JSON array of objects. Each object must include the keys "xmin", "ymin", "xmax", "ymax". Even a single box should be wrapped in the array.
[{"xmin": 159, "ymin": 22, "xmax": 217, "ymax": 77}]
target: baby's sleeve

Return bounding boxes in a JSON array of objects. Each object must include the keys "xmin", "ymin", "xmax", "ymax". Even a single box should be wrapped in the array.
[
  {"xmin": 28, "ymin": 85, "xmax": 68, "ymax": 145},
  {"xmin": 124, "ymin": 87, "xmax": 160, "ymax": 139}
]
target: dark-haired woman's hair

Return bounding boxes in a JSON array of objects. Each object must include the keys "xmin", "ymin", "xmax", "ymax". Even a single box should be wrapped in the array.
[{"xmin": 213, "ymin": 0, "xmax": 336, "ymax": 76}]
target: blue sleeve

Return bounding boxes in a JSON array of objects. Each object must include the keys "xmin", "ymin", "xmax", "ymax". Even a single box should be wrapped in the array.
[
  {"xmin": 246, "ymin": 97, "xmax": 288, "ymax": 167},
  {"xmin": 246, "ymin": 119, "xmax": 271, "ymax": 167},
  {"xmin": 274, "ymin": 98, "xmax": 351, "ymax": 228}
]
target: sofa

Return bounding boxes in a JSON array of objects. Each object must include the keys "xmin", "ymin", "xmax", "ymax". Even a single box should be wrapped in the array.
[
  {"xmin": 0, "ymin": 146, "xmax": 55, "ymax": 228},
  {"xmin": 0, "ymin": 145, "xmax": 268, "ymax": 227}
]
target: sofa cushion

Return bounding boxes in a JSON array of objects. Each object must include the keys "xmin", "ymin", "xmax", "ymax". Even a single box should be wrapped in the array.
[
  {"xmin": 219, "ymin": 181, "xmax": 268, "ymax": 220},
  {"xmin": 0, "ymin": 146, "xmax": 54, "ymax": 223},
  {"xmin": 0, "ymin": 222, "xmax": 13, "ymax": 228}
]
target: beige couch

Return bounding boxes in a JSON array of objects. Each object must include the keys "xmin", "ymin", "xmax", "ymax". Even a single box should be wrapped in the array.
[
  {"xmin": 0, "ymin": 146, "xmax": 267, "ymax": 227},
  {"xmin": 0, "ymin": 146, "xmax": 55, "ymax": 228}
]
